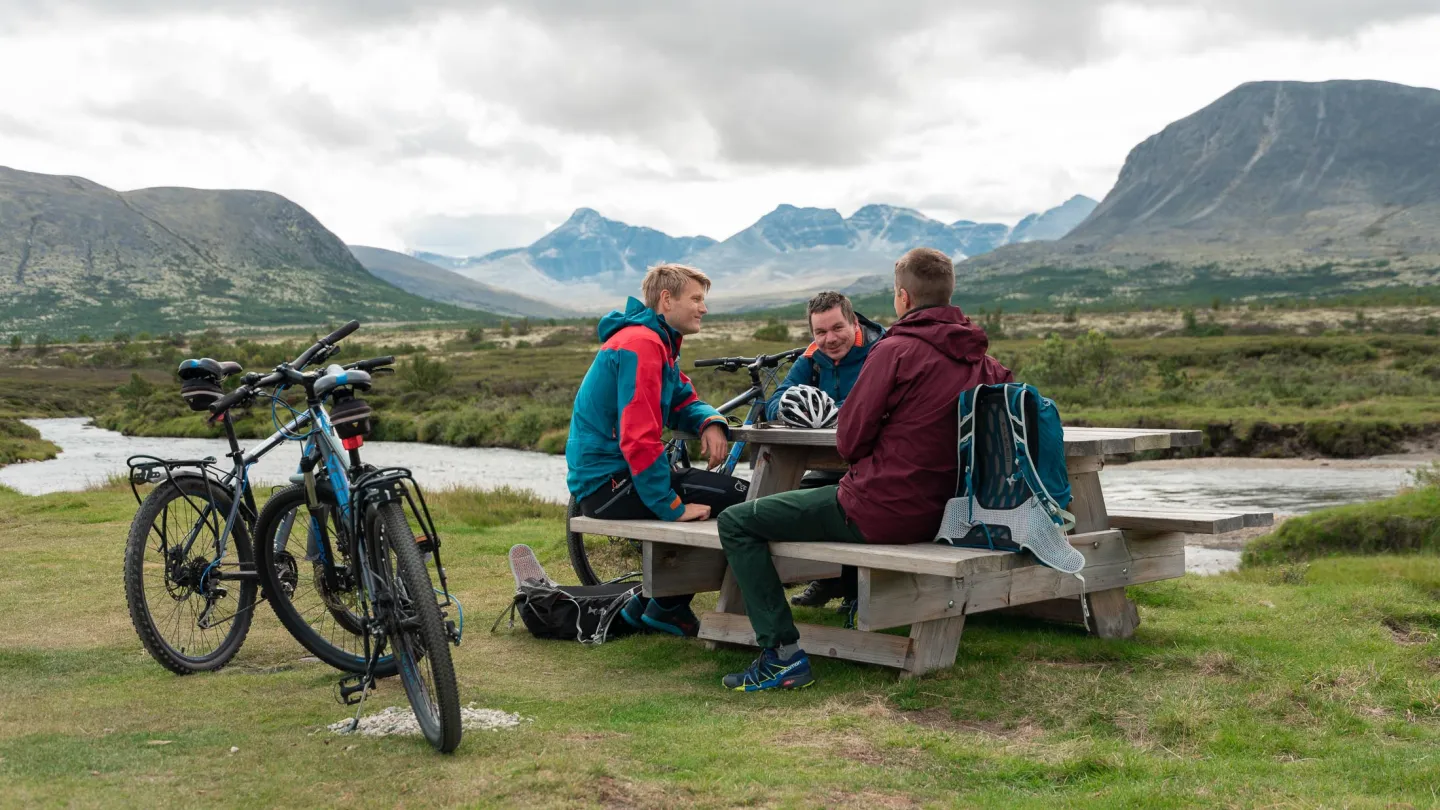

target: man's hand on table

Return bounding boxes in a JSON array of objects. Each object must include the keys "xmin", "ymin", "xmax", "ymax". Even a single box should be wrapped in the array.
[{"xmin": 700, "ymin": 423, "xmax": 729, "ymax": 469}]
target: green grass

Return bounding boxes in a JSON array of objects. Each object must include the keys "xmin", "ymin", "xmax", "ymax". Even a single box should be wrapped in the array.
[
  {"xmin": 1245, "ymin": 485, "xmax": 1440, "ymax": 566},
  {"xmin": 0, "ymin": 417, "xmax": 58, "ymax": 464},
  {"xmin": 2, "ymin": 484, "xmax": 1438, "ymax": 807}
]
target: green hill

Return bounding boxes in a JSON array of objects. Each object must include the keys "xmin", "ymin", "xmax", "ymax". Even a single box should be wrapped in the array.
[{"xmin": 0, "ymin": 166, "xmax": 484, "ymax": 338}]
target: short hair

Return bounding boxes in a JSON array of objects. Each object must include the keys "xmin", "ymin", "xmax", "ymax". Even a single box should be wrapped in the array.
[
  {"xmin": 806, "ymin": 290, "xmax": 855, "ymax": 329},
  {"xmin": 894, "ymin": 248, "xmax": 954, "ymax": 308},
  {"xmin": 642, "ymin": 263, "xmax": 711, "ymax": 309}
]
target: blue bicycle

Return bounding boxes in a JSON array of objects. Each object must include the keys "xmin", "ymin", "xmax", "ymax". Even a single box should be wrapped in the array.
[
  {"xmin": 565, "ymin": 347, "xmax": 802, "ymax": 585},
  {"xmin": 240, "ymin": 341, "xmax": 461, "ymax": 752}
]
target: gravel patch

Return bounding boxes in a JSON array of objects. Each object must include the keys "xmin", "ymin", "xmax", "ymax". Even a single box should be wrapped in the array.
[{"xmin": 329, "ymin": 704, "xmax": 528, "ymax": 737}]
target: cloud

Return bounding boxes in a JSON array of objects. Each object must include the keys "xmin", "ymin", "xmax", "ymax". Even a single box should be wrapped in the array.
[{"xmin": 397, "ymin": 212, "xmax": 559, "ymax": 256}]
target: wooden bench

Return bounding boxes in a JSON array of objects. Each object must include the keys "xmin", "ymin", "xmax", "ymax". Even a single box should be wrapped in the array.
[{"xmin": 571, "ymin": 516, "xmax": 1187, "ymax": 676}]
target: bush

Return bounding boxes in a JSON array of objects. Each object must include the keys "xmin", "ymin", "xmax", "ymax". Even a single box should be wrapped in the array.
[
  {"xmin": 398, "ymin": 354, "xmax": 454, "ymax": 394},
  {"xmin": 753, "ymin": 319, "xmax": 790, "ymax": 342}
]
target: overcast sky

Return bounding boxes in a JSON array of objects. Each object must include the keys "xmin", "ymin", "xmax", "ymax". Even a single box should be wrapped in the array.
[{"xmin": 3, "ymin": 1, "xmax": 1440, "ymax": 256}]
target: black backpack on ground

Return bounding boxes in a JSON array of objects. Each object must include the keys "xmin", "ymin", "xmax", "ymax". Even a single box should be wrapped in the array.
[{"xmin": 492, "ymin": 545, "xmax": 640, "ymax": 644}]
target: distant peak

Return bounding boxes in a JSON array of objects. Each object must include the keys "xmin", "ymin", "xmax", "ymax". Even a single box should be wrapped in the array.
[{"xmin": 565, "ymin": 207, "xmax": 604, "ymax": 222}]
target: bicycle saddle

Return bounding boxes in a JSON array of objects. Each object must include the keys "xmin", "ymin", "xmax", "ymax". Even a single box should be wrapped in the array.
[{"xmin": 178, "ymin": 358, "xmax": 244, "ymax": 380}]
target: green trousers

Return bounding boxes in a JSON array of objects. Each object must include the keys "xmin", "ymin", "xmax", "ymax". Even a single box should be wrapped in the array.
[{"xmin": 715, "ymin": 485, "xmax": 868, "ymax": 649}]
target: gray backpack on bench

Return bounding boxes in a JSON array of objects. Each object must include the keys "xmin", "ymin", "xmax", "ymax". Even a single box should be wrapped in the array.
[{"xmin": 934, "ymin": 383, "xmax": 1086, "ymax": 575}]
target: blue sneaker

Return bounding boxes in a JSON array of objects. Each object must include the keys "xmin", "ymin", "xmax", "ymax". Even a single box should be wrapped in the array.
[
  {"xmin": 640, "ymin": 599, "xmax": 701, "ymax": 637},
  {"xmin": 722, "ymin": 648, "xmax": 815, "ymax": 692},
  {"xmin": 619, "ymin": 594, "xmax": 648, "ymax": 631}
]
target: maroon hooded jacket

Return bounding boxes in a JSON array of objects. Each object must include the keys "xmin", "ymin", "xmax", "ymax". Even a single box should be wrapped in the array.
[{"xmin": 836, "ymin": 305, "xmax": 1014, "ymax": 544}]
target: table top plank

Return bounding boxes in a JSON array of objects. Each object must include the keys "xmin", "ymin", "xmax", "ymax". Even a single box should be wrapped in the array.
[{"xmin": 730, "ymin": 425, "xmax": 1202, "ymax": 455}]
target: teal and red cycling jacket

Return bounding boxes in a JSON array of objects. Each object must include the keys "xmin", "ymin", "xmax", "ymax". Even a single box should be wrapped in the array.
[{"xmin": 565, "ymin": 297, "xmax": 728, "ymax": 520}]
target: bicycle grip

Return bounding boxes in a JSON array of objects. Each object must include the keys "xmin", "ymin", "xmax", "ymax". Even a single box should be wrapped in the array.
[
  {"xmin": 693, "ymin": 357, "xmax": 728, "ymax": 368},
  {"xmin": 347, "ymin": 355, "xmax": 394, "ymax": 371},
  {"xmin": 208, "ymin": 385, "xmax": 251, "ymax": 415},
  {"xmin": 323, "ymin": 320, "xmax": 360, "ymax": 345}
]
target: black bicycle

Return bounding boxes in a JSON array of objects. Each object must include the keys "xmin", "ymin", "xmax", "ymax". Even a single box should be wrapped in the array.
[
  {"xmin": 123, "ymin": 321, "xmax": 392, "ymax": 675},
  {"xmin": 566, "ymin": 348, "xmax": 803, "ymax": 585}
]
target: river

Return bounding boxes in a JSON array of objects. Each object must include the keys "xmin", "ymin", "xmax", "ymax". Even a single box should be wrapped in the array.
[{"xmin": 3, "ymin": 418, "xmax": 1430, "ymax": 575}]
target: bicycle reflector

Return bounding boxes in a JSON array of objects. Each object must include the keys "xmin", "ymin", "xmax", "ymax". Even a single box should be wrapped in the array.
[{"xmin": 330, "ymin": 394, "xmax": 373, "ymax": 444}]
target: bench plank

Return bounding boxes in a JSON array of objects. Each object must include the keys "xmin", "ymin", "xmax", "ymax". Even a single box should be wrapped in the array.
[
  {"xmin": 1110, "ymin": 508, "xmax": 1274, "ymax": 535},
  {"xmin": 699, "ymin": 612, "xmax": 913, "ymax": 669},
  {"xmin": 855, "ymin": 530, "xmax": 1163, "ymax": 630},
  {"xmin": 570, "ymin": 516, "xmax": 1023, "ymax": 578}
]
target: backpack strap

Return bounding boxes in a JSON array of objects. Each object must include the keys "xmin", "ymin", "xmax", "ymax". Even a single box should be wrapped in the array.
[{"xmin": 1004, "ymin": 385, "xmax": 1076, "ymax": 532}]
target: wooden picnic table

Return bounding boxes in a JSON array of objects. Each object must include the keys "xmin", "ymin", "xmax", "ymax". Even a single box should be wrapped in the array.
[
  {"xmin": 723, "ymin": 424, "xmax": 1204, "ymax": 637},
  {"xmin": 570, "ymin": 423, "xmax": 1273, "ymax": 676}
]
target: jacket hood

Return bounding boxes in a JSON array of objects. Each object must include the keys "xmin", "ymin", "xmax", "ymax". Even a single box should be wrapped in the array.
[
  {"xmin": 597, "ymin": 296, "xmax": 680, "ymax": 353},
  {"xmin": 856, "ymin": 312, "xmax": 885, "ymax": 347},
  {"xmin": 885, "ymin": 305, "xmax": 989, "ymax": 363}
]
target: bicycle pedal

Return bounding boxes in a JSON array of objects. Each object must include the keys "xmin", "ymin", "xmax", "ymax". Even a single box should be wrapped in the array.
[
  {"xmin": 415, "ymin": 534, "xmax": 435, "ymax": 553},
  {"xmin": 336, "ymin": 674, "xmax": 376, "ymax": 706}
]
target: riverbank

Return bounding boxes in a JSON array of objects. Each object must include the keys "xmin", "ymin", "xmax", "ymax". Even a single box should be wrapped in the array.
[
  {"xmin": 0, "ymin": 418, "xmax": 58, "ymax": 464},
  {"xmin": 2, "ymin": 483, "xmax": 1437, "ymax": 807}
]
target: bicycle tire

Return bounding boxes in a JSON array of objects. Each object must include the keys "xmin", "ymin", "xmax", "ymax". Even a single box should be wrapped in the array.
[
  {"xmin": 124, "ymin": 476, "xmax": 256, "ymax": 674},
  {"xmin": 566, "ymin": 496, "xmax": 643, "ymax": 586},
  {"xmin": 252, "ymin": 483, "xmax": 397, "ymax": 677},
  {"xmin": 374, "ymin": 501, "xmax": 462, "ymax": 753}
]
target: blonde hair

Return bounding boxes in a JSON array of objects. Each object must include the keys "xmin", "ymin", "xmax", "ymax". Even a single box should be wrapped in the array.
[
  {"xmin": 894, "ymin": 248, "xmax": 954, "ymax": 307},
  {"xmin": 642, "ymin": 263, "xmax": 711, "ymax": 309}
]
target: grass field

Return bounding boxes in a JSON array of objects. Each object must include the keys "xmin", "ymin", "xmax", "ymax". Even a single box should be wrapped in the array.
[{"xmin": 2, "ymin": 483, "xmax": 1438, "ymax": 808}]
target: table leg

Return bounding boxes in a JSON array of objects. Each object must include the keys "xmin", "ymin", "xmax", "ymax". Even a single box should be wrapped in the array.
[
  {"xmin": 747, "ymin": 444, "xmax": 808, "ymax": 499},
  {"xmin": 1069, "ymin": 455, "xmax": 1139, "ymax": 638}
]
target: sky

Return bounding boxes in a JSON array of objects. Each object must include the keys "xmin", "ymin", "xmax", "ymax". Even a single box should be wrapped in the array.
[{"xmin": 3, "ymin": 1, "xmax": 1440, "ymax": 256}]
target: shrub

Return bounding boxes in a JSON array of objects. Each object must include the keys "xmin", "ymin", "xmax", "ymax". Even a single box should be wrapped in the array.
[
  {"xmin": 753, "ymin": 319, "xmax": 790, "ymax": 342},
  {"xmin": 398, "ymin": 354, "xmax": 454, "ymax": 394}
]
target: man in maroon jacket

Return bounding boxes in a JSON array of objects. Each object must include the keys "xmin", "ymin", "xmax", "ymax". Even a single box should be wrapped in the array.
[{"xmin": 716, "ymin": 247, "xmax": 1013, "ymax": 692}]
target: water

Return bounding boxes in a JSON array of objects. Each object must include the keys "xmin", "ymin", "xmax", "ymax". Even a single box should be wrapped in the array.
[
  {"xmin": 5, "ymin": 418, "xmax": 1428, "ymax": 576},
  {"xmin": 1, "ymin": 418, "xmax": 571, "ymax": 500}
]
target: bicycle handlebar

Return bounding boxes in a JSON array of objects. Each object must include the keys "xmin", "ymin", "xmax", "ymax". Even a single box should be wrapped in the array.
[{"xmin": 694, "ymin": 347, "xmax": 805, "ymax": 371}]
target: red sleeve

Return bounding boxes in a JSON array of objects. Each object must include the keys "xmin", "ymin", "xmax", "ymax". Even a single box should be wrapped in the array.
[
  {"xmin": 618, "ymin": 338, "xmax": 668, "ymax": 475},
  {"xmin": 836, "ymin": 341, "xmax": 899, "ymax": 463}
]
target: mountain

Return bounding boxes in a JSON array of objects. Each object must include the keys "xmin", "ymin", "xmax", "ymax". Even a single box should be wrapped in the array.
[
  {"xmin": 348, "ymin": 245, "xmax": 577, "ymax": 319},
  {"xmin": 970, "ymin": 80, "xmax": 1440, "ymax": 275},
  {"xmin": 422, "ymin": 198, "xmax": 1094, "ymax": 312},
  {"xmin": 0, "ymin": 166, "xmax": 479, "ymax": 336},
  {"xmin": 1006, "ymin": 195, "xmax": 1099, "ymax": 243}
]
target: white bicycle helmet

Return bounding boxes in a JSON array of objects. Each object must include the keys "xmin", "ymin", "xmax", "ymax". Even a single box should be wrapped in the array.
[{"xmin": 778, "ymin": 385, "xmax": 839, "ymax": 429}]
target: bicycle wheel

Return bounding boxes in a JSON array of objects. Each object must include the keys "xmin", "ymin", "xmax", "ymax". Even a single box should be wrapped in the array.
[
  {"xmin": 253, "ymin": 484, "xmax": 396, "ymax": 677},
  {"xmin": 124, "ymin": 475, "xmax": 257, "ymax": 674},
  {"xmin": 566, "ymin": 496, "xmax": 643, "ymax": 586},
  {"xmin": 373, "ymin": 501, "xmax": 461, "ymax": 753}
]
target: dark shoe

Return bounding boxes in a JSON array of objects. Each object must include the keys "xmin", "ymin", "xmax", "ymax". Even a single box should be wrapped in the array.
[
  {"xmin": 790, "ymin": 578, "xmax": 844, "ymax": 608},
  {"xmin": 722, "ymin": 648, "xmax": 815, "ymax": 692},
  {"xmin": 619, "ymin": 594, "xmax": 649, "ymax": 631},
  {"xmin": 640, "ymin": 599, "xmax": 700, "ymax": 637}
]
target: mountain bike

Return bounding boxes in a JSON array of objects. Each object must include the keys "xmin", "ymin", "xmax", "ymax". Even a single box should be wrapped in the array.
[
  {"xmin": 566, "ymin": 348, "xmax": 803, "ymax": 585},
  {"xmin": 123, "ymin": 321, "xmax": 392, "ymax": 675},
  {"xmin": 236, "ymin": 348, "xmax": 462, "ymax": 752}
]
